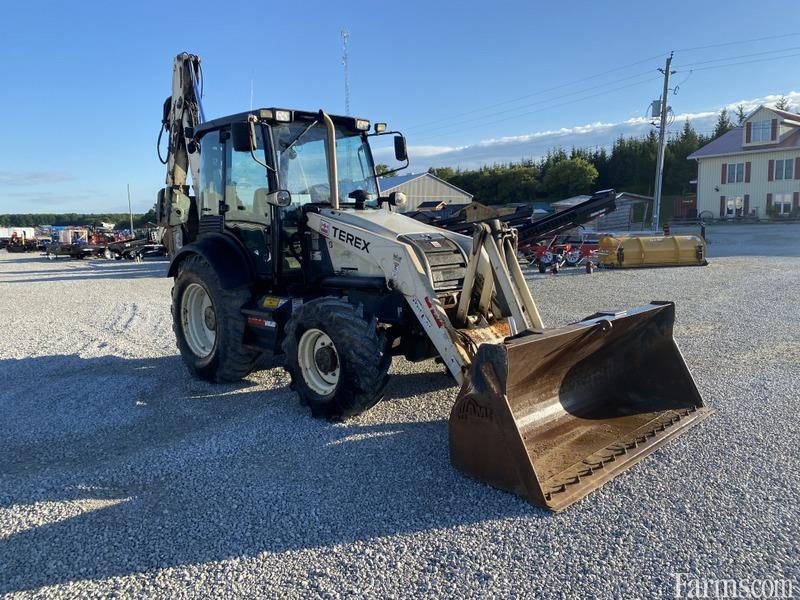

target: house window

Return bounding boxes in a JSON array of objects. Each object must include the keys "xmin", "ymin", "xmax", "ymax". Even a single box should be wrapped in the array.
[
  {"xmin": 774, "ymin": 158, "xmax": 794, "ymax": 180},
  {"xmin": 750, "ymin": 120, "xmax": 771, "ymax": 143},
  {"xmin": 726, "ymin": 196, "xmax": 744, "ymax": 217},
  {"xmin": 726, "ymin": 163, "xmax": 744, "ymax": 183},
  {"xmin": 774, "ymin": 193, "xmax": 793, "ymax": 215}
]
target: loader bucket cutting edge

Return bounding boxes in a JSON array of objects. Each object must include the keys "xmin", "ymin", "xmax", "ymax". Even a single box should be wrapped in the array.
[{"xmin": 449, "ymin": 302, "xmax": 712, "ymax": 511}]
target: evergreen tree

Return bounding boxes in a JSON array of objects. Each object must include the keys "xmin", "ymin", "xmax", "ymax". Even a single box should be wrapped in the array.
[
  {"xmin": 774, "ymin": 96, "xmax": 791, "ymax": 111},
  {"xmin": 712, "ymin": 108, "xmax": 734, "ymax": 139}
]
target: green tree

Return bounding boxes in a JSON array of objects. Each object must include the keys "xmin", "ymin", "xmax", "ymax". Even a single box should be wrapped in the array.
[
  {"xmin": 774, "ymin": 96, "xmax": 791, "ymax": 111},
  {"xmin": 428, "ymin": 166, "xmax": 455, "ymax": 180},
  {"xmin": 735, "ymin": 104, "xmax": 747, "ymax": 125},
  {"xmin": 663, "ymin": 120, "xmax": 702, "ymax": 195},
  {"xmin": 375, "ymin": 164, "xmax": 392, "ymax": 175},
  {"xmin": 542, "ymin": 157, "xmax": 598, "ymax": 199},
  {"xmin": 712, "ymin": 108, "xmax": 734, "ymax": 139}
]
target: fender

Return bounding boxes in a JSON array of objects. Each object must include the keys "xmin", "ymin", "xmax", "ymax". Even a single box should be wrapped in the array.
[{"xmin": 167, "ymin": 233, "xmax": 253, "ymax": 289}]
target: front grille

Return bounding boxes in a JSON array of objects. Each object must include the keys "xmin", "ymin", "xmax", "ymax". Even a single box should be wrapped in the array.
[{"xmin": 401, "ymin": 233, "xmax": 467, "ymax": 292}]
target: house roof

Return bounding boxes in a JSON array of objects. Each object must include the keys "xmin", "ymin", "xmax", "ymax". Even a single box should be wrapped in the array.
[
  {"xmin": 378, "ymin": 173, "xmax": 427, "ymax": 190},
  {"xmin": 616, "ymin": 192, "xmax": 652, "ymax": 204},
  {"xmin": 687, "ymin": 127, "xmax": 744, "ymax": 159},
  {"xmin": 378, "ymin": 172, "xmax": 474, "ymax": 198},
  {"xmin": 418, "ymin": 200, "xmax": 447, "ymax": 208},
  {"xmin": 688, "ymin": 105, "xmax": 800, "ymax": 160},
  {"xmin": 770, "ymin": 107, "xmax": 800, "ymax": 123},
  {"xmin": 687, "ymin": 126, "xmax": 800, "ymax": 159}
]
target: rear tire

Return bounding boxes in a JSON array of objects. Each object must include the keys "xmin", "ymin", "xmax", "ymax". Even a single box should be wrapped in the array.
[
  {"xmin": 282, "ymin": 297, "xmax": 391, "ymax": 421},
  {"xmin": 172, "ymin": 255, "xmax": 260, "ymax": 382}
]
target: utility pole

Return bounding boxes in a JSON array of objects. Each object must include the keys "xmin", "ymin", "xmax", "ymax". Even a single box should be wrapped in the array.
[
  {"xmin": 652, "ymin": 52, "xmax": 674, "ymax": 232},
  {"xmin": 127, "ymin": 184, "xmax": 134, "ymax": 236},
  {"xmin": 341, "ymin": 29, "xmax": 350, "ymax": 115}
]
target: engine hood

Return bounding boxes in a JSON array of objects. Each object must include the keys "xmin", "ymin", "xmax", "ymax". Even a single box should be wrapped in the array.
[{"xmin": 317, "ymin": 207, "xmax": 471, "ymax": 248}]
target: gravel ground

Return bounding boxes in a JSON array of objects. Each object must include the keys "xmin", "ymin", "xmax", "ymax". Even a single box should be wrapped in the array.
[{"xmin": 1, "ymin": 224, "xmax": 798, "ymax": 598}]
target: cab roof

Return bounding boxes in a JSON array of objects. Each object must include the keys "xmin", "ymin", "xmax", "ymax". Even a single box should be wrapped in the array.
[{"xmin": 195, "ymin": 108, "xmax": 370, "ymax": 136}]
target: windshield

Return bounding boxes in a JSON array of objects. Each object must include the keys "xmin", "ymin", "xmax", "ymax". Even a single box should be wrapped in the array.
[{"xmin": 271, "ymin": 121, "xmax": 378, "ymax": 209}]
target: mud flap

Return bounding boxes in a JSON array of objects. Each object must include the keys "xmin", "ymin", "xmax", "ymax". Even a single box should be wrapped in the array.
[{"xmin": 449, "ymin": 302, "xmax": 711, "ymax": 511}]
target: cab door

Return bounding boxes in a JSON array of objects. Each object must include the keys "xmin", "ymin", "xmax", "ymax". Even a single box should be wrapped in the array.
[{"xmin": 224, "ymin": 126, "xmax": 273, "ymax": 278}]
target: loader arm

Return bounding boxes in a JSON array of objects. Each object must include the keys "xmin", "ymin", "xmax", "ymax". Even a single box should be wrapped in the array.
[
  {"xmin": 304, "ymin": 209, "xmax": 553, "ymax": 382},
  {"xmin": 305, "ymin": 209, "xmax": 472, "ymax": 381},
  {"xmin": 157, "ymin": 52, "xmax": 204, "ymax": 254}
]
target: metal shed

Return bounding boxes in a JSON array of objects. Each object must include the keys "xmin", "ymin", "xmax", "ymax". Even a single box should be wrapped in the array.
[{"xmin": 378, "ymin": 173, "xmax": 473, "ymax": 212}]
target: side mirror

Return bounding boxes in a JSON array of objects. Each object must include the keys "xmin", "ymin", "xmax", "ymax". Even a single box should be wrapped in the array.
[
  {"xmin": 393, "ymin": 135, "xmax": 408, "ymax": 162},
  {"xmin": 231, "ymin": 122, "xmax": 255, "ymax": 152},
  {"xmin": 266, "ymin": 190, "xmax": 292, "ymax": 207}
]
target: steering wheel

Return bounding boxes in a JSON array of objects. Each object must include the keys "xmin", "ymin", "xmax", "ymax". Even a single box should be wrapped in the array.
[{"xmin": 281, "ymin": 229, "xmax": 303, "ymax": 265}]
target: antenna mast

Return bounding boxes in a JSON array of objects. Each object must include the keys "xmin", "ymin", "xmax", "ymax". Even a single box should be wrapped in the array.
[{"xmin": 341, "ymin": 29, "xmax": 350, "ymax": 115}]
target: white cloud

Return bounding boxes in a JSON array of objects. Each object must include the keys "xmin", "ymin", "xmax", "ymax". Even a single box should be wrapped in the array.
[
  {"xmin": 411, "ymin": 91, "xmax": 800, "ymax": 170},
  {"xmin": 0, "ymin": 172, "xmax": 73, "ymax": 186}
]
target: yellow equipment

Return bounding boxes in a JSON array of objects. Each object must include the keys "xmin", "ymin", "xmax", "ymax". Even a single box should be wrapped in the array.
[{"xmin": 597, "ymin": 234, "xmax": 707, "ymax": 268}]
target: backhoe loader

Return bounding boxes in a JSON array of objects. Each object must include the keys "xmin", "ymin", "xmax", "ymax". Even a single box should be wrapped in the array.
[{"xmin": 157, "ymin": 53, "xmax": 711, "ymax": 511}]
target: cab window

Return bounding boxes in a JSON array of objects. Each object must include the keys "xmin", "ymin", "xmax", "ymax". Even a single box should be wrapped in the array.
[
  {"xmin": 199, "ymin": 130, "xmax": 224, "ymax": 216},
  {"xmin": 226, "ymin": 127, "xmax": 270, "ymax": 225},
  {"xmin": 273, "ymin": 122, "xmax": 330, "ymax": 209}
]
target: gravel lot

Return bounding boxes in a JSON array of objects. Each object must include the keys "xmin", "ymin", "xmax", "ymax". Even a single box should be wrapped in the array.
[{"xmin": 1, "ymin": 224, "xmax": 798, "ymax": 598}]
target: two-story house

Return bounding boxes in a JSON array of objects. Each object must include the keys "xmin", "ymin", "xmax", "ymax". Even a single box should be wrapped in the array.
[{"xmin": 688, "ymin": 105, "xmax": 800, "ymax": 219}]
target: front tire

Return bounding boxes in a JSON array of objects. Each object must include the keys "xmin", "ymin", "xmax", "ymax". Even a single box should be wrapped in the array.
[
  {"xmin": 282, "ymin": 297, "xmax": 390, "ymax": 421},
  {"xmin": 172, "ymin": 255, "xmax": 260, "ymax": 382}
]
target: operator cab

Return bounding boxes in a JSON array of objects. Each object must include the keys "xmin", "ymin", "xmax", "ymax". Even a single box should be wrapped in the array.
[{"xmin": 190, "ymin": 108, "xmax": 408, "ymax": 286}]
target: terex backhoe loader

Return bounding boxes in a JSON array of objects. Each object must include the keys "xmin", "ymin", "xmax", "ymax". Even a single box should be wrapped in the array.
[{"xmin": 157, "ymin": 53, "xmax": 711, "ymax": 511}]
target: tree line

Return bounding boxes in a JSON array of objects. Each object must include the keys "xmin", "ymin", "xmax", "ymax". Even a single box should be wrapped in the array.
[
  {"xmin": 427, "ymin": 107, "xmax": 761, "ymax": 205},
  {"xmin": 0, "ymin": 208, "xmax": 157, "ymax": 229}
]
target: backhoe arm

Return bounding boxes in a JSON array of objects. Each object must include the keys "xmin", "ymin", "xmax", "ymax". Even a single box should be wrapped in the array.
[{"xmin": 157, "ymin": 52, "xmax": 204, "ymax": 254}]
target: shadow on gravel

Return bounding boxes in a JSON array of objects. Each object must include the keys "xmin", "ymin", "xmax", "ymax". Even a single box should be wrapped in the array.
[
  {"xmin": 0, "ymin": 353, "xmax": 540, "ymax": 594},
  {"xmin": 382, "ymin": 370, "xmax": 455, "ymax": 400},
  {"xmin": 1, "ymin": 261, "xmax": 168, "ymax": 283}
]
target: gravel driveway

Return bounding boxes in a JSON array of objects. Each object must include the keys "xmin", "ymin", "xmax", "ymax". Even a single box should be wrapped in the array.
[{"xmin": 1, "ymin": 224, "xmax": 798, "ymax": 598}]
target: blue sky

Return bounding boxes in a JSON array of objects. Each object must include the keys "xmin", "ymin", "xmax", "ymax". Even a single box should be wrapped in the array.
[{"xmin": 1, "ymin": 0, "xmax": 798, "ymax": 213}]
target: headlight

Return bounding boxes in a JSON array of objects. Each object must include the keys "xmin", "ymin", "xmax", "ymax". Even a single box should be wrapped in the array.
[
  {"xmin": 274, "ymin": 109, "xmax": 291, "ymax": 122},
  {"xmin": 355, "ymin": 119, "xmax": 370, "ymax": 131},
  {"xmin": 374, "ymin": 122, "xmax": 387, "ymax": 133}
]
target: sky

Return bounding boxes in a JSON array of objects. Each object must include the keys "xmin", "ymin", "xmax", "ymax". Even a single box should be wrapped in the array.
[{"xmin": 1, "ymin": 0, "xmax": 799, "ymax": 213}]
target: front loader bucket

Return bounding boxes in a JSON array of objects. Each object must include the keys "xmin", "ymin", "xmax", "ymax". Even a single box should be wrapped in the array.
[{"xmin": 449, "ymin": 302, "xmax": 711, "ymax": 511}]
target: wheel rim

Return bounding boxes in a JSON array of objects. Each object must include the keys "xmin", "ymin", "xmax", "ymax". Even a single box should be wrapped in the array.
[
  {"xmin": 298, "ymin": 328, "xmax": 340, "ymax": 395},
  {"xmin": 181, "ymin": 283, "xmax": 216, "ymax": 358}
]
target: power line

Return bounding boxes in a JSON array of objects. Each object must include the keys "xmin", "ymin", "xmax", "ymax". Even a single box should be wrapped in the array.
[
  {"xmin": 683, "ymin": 51, "xmax": 800, "ymax": 72},
  {"xmin": 408, "ymin": 70, "xmax": 659, "ymax": 137},
  {"xmin": 402, "ymin": 52, "xmax": 669, "ymax": 132},
  {"xmin": 674, "ymin": 45, "xmax": 800, "ymax": 68},
  {"xmin": 675, "ymin": 32, "xmax": 800, "ymax": 53},
  {"xmin": 419, "ymin": 75, "xmax": 662, "ymax": 142},
  {"xmin": 403, "ymin": 36, "xmax": 800, "ymax": 139},
  {"xmin": 411, "ymin": 39, "xmax": 800, "ymax": 151}
]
